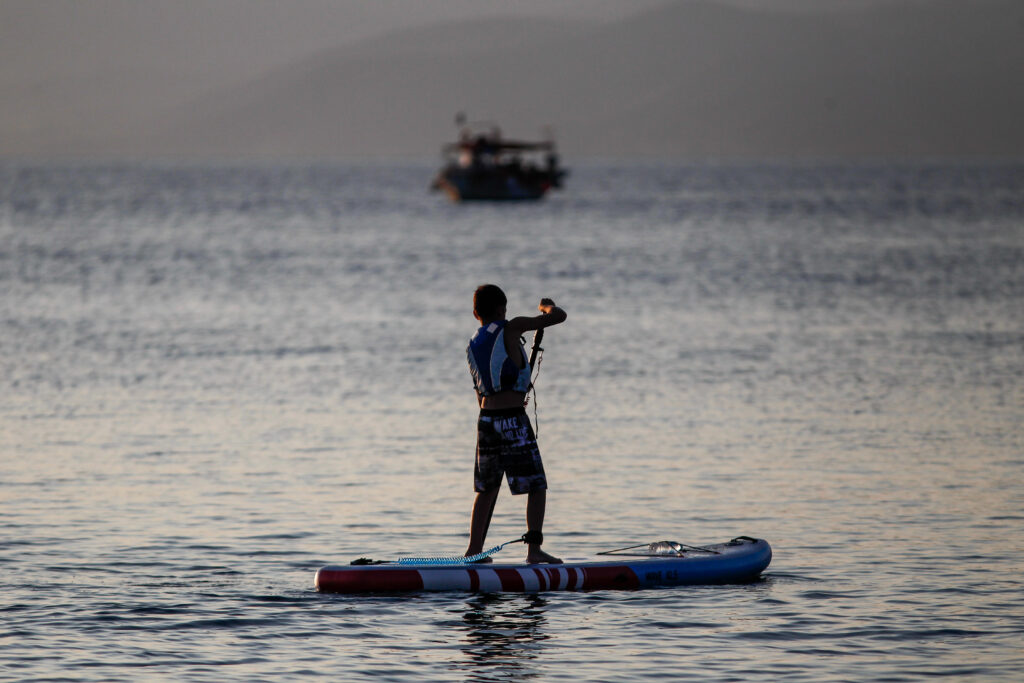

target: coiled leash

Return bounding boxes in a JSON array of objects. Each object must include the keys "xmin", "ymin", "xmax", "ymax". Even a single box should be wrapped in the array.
[{"xmin": 393, "ymin": 531, "xmax": 544, "ymax": 566}]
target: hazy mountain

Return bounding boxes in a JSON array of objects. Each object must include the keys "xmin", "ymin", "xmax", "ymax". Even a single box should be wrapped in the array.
[
  {"xmin": 3, "ymin": 0, "xmax": 1023, "ymax": 160},
  {"xmin": 0, "ymin": 0, "xmax": 657, "ymax": 158}
]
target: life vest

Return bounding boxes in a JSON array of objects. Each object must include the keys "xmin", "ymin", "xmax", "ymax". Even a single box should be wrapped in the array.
[{"xmin": 467, "ymin": 320, "xmax": 532, "ymax": 396}]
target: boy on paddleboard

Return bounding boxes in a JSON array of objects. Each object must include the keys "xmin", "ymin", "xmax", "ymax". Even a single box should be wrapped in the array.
[{"xmin": 465, "ymin": 284, "xmax": 567, "ymax": 564}]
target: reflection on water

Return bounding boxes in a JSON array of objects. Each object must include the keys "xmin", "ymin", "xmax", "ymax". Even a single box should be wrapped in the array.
[{"xmin": 458, "ymin": 594, "xmax": 549, "ymax": 681}]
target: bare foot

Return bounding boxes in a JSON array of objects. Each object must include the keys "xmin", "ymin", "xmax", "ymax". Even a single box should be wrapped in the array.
[
  {"xmin": 470, "ymin": 556, "xmax": 493, "ymax": 564},
  {"xmin": 526, "ymin": 549, "xmax": 563, "ymax": 564}
]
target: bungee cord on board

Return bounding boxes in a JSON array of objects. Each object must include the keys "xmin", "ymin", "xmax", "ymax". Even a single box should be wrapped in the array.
[{"xmin": 596, "ymin": 541, "xmax": 722, "ymax": 556}]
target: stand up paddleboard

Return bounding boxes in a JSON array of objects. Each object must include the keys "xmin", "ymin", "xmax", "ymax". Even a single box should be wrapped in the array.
[{"xmin": 315, "ymin": 536, "xmax": 770, "ymax": 594}]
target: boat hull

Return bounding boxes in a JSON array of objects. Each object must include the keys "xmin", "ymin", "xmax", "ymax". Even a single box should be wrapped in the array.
[
  {"xmin": 434, "ymin": 167, "xmax": 556, "ymax": 202},
  {"xmin": 315, "ymin": 537, "xmax": 771, "ymax": 594}
]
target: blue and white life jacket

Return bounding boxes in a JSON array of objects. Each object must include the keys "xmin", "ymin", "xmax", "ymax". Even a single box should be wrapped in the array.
[{"xmin": 467, "ymin": 320, "xmax": 532, "ymax": 396}]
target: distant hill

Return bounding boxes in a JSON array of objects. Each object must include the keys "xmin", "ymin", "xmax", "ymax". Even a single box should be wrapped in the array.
[{"xmin": 3, "ymin": 0, "xmax": 1023, "ymax": 160}]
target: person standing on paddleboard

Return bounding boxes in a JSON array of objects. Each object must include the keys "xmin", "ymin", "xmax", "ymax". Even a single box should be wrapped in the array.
[{"xmin": 465, "ymin": 284, "xmax": 566, "ymax": 564}]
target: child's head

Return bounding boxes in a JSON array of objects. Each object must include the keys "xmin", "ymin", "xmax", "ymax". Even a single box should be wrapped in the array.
[{"xmin": 473, "ymin": 284, "xmax": 507, "ymax": 322}]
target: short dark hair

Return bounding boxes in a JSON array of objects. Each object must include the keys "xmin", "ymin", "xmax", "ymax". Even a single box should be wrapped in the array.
[{"xmin": 473, "ymin": 284, "xmax": 507, "ymax": 319}]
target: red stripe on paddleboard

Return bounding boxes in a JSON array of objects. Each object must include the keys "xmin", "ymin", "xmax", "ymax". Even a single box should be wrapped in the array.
[
  {"xmin": 566, "ymin": 567, "xmax": 579, "ymax": 590},
  {"xmin": 532, "ymin": 567, "xmax": 547, "ymax": 591},
  {"xmin": 545, "ymin": 567, "xmax": 562, "ymax": 590},
  {"xmin": 468, "ymin": 569, "xmax": 480, "ymax": 592},
  {"xmin": 581, "ymin": 565, "xmax": 640, "ymax": 591},
  {"xmin": 316, "ymin": 568, "xmax": 424, "ymax": 594},
  {"xmin": 495, "ymin": 568, "xmax": 525, "ymax": 592}
]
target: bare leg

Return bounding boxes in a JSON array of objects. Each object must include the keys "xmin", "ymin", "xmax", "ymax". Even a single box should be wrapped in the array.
[
  {"xmin": 465, "ymin": 487, "xmax": 500, "ymax": 560},
  {"xmin": 525, "ymin": 490, "xmax": 561, "ymax": 564}
]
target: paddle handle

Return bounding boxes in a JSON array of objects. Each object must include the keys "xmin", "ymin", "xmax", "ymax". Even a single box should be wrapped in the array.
[{"xmin": 528, "ymin": 328, "xmax": 544, "ymax": 374}]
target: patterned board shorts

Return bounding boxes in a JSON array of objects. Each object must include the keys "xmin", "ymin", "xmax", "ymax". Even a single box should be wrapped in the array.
[{"xmin": 475, "ymin": 408, "xmax": 547, "ymax": 494}]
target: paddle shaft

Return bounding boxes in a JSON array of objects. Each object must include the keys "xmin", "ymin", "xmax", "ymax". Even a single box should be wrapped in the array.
[{"xmin": 528, "ymin": 328, "xmax": 544, "ymax": 377}]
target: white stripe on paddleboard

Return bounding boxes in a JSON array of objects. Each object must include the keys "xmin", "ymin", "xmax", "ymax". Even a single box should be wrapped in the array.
[
  {"xmin": 518, "ymin": 567, "xmax": 540, "ymax": 591},
  {"xmin": 420, "ymin": 569, "xmax": 470, "ymax": 591},
  {"xmin": 477, "ymin": 569, "xmax": 503, "ymax": 592},
  {"xmin": 549, "ymin": 567, "xmax": 568, "ymax": 590}
]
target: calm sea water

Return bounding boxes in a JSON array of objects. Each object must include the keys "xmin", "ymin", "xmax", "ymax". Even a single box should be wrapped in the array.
[{"xmin": 2, "ymin": 162, "xmax": 1022, "ymax": 681}]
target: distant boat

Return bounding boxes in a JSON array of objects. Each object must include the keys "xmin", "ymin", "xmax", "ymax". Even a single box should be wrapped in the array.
[{"xmin": 431, "ymin": 115, "xmax": 567, "ymax": 202}]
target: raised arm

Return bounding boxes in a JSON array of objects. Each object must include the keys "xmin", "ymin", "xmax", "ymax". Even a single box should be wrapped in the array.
[{"xmin": 504, "ymin": 298, "xmax": 567, "ymax": 338}]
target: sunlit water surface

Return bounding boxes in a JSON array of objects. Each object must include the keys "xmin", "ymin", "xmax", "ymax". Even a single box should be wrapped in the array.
[{"xmin": 2, "ymin": 163, "xmax": 1022, "ymax": 681}]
